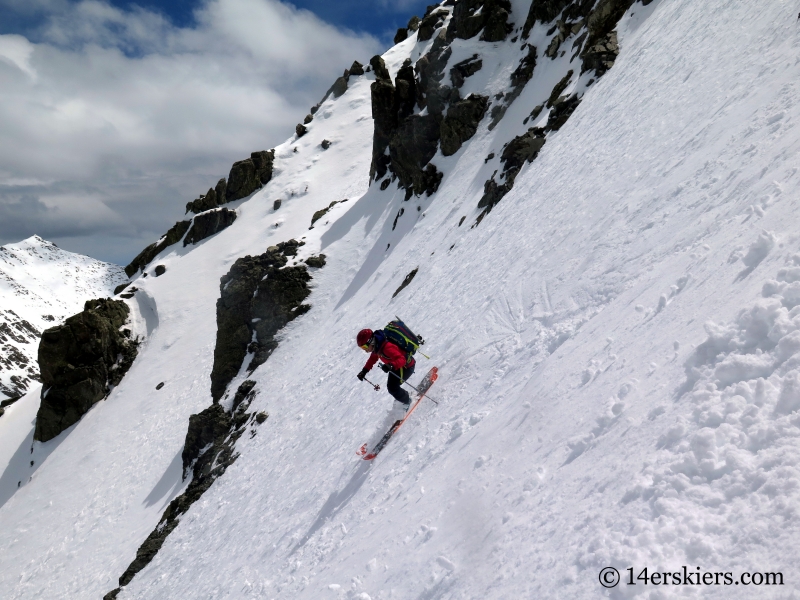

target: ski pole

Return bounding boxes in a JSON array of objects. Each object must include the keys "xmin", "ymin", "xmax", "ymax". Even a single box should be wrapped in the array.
[
  {"xmin": 363, "ymin": 377, "xmax": 380, "ymax": 391},
  {"xmin": 388, "ymin": 371, "xmax": 438, "ymax": 404}
]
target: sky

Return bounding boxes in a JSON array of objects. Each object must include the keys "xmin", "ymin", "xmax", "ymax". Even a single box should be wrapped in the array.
[{"xmin": 0, "ymin": 0, "xmax": 431, "ymax": 265}]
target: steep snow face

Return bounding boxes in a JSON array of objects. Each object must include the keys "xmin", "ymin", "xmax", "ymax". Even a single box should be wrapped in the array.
[
  {"xmin": 3, "ymin": 1, "xmax": 800, "ymax": 599},
  {"xmin": 0, "ymin": 236, "xmax": 126, "ymax": 399}
]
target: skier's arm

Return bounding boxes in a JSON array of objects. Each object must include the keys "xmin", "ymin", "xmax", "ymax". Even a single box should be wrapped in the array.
[{"xmin": 363, "ymin": 352, "xmax": 379, "ymax": 371}]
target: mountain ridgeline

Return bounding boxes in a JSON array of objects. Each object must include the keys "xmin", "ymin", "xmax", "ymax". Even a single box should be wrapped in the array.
[{"xmin": 15, "ymin": 0, "xmax": 655, "ymax": 597}]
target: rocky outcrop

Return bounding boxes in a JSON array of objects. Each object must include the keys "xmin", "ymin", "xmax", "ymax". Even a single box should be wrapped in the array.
[
  {"xmin": 310, "ymin": 199, "xmax": 347, "ymax": 229},
  {"xmin": 440, "ymin": 94, "xmax": 489, "ymax": 156},
  {"xmin": 183, "ymin": 208, "xmax": 237, "ymax": 247},
  {"xmin": 124, "ymin": 220, "xmax": 191, "ymax": 277},
  {"xmin": 106, "ymin": 244, "xmax": 318, "ymax": 598},
  {"xmin": 546, "ymin": 93, "xmax": 582, "ymax": 130},
  {"xmin": 393, "ymin": 268, "xmax": 418, "ymax": 298},
  {"xmin": 389, "ymin": 114, "xmax": 443, "ymax": 196},
  {"xmin": 35, "ymin": 299, "xmax": 138, "ymax": 442},
  {"xmin": 305, "ymin": 254, "xmax": 326, "ymax": 268},
  {"xmin": 185, "ymin": 179, "xmax": 227, "ymax": 215},
  {"xmin": 226, "ymin": 150, "xmax": 275, "ymax": 202},
  {"xmin": 210, "ymin": 240, "xmax": 314, "ymax": 401},
  {"xmin": 417, "ymin": 9, "xmax": 448, "ymax": 42},
  {"xmin": 478, "ymin": 127, "xmax": 547, "ymax": 219},
  {"xmin": 477, "ymin": 0, "xmax": 635, "ymax": 222},
  {"xmin": 581, "ymin": 30, "xmax": 619, "ymax": 75},
  {"xmin": 105, "ymin": 379, "xmax": 264, "ymax": 599},
  {"xmin": 450, "ymin": 55, "xmax": 482, "ymax": 89},
  {"xmin": 447, "ymin": 0, "xmax": 512, "ymax": 42}
]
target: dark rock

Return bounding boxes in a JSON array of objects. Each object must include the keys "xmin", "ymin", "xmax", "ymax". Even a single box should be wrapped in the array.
[
  {"xmin": 156, "ymin": 382, "xmax": 164, "ymax": 390},
  {"xmin": 546, "ymin": 93, "xmax": 581, "ymax": 130},
  {"xmin": 395, "ymin": 59, "xmax": 418, "ymax": 121},
  {"xmin": 210, "ymin": 242, "xmax": 315, "ymax": 401},
  {"xmin": 393, "ymin": 268, "xmax": 418, "ymax": 298},
  {"xmin": 547, "ymin": 69, "xmax": 574, "ymax": 107},
  {"xmin": 522, "ymin": 0, "xmax": 596, "ymax": 39},
  {"xmin": 303, "ymin": 114, "xmax": 313, "ymax": 125},
  {"xmin": 581, "ymin": 30, "xmax": 619, "ymax": 75},
  {"xmin": 417, "ymin": 9, "xmax": 447, "ymax": 42},
  {"xmin": 415, "ymin": 34, "xmax": 452, "ymax": 109},
  {"xmin": 321, "ymin": 139, "xmax": 331, "ymax": 150},
  {"xmin": 255, "ymin": 411, "xmax": 268, "ymax": 424},
  {"xmin": 502, "ymin": 127, "xmax": 548, "ymax": 173},
  {"xmin": 124, "ymin": 220, "xmax": 191, "ymax": 277},
  {"xmin": 0, "ymin": 408, "xmax": 4, "ymax": 418},
  {"xmin": 369, "ymin": 56, "xmax": 398, "ymax": 181},
  {"xmin": 584, "ymin": 0, "xmax": 634, "ymax": 56},
  {"xmin": 296, "ymin": 123, "xmax": 308, "ymax": 137},
  {"xmin": 394, "ymin": 28, "xmax": 409, "ymax": 44},
  {"xmin": 450, "ymin": 55, "xmax": 483, "ymax": 88},
  {"xmin": 113, "ymin": 283, "xmax": 129, "ymax": 295},
  {"xmin": 273, "ymin": 199, "xmax": 282, "ymax": 211},
  {"xmin": 0, "ymin": 395, "xmax": 21, "ymax": 408},
  {"xmin": 331, "ymin": 75, "xmax": 348, "ymax": 99},
  {"xmin": 225, "ymin": 151, "xmax": 274, "ymax": 203},
  {"xmin": 380, "ymin": 179, "xmax": 391, "ymax": 190},
  {"xmin": 440, "ymin": 94, "xmax": 489, "ymax": 156},
  {"xmin": 103, "ymin": 589, "xmax": 120, "ymax": 600},
  {"xmin": 477, "ymin": 127, "xmax": 546, "ymax": 216},
  {"xmin": 510, "ymin": 44, "xmax": 538, "ymax": 90},
  {"xmin": 182, "ymin": 403, "xmax": 232, "ymax": 476},
  {"xmin": 185, "ymin": 186, "xmax": 219, "ymax": 215},
  {"xmin": 349, "ymin": 61, "xmax": 364, "ymax": 76},
  {"xmin": 42, "ymin": 315, "xmax": 55, "ymax": 321},
  {"xmin": 35, "ymin": 299, "xmax": 139, "ymax": 442},
  {"xmin": 183, "ymin": 208, "xmax": 237, "ymax": 246},
  {"xmin": 407, "ymin": 15, "xmax": 421, "ymax": 31},
  {"xmin": 388, "ymin": 114, "xmax": 441, "ymax": 193},
  {"xmin": 310, "ymin": 200, "xmax": 343, "ymax": 228},
  {"xmin": 481, "ymin": 6, "xmax": 512, "ymax": 42},
  {"xmin": 305, "ymin": 255, "xmax": 326, "ymax": 268},
  {"xmin": 214, "ymin": 178, "xmax": 228, "ymax": 204},
  {"xmin": 448, "ymin": 0, "xmax": 512, "ymax": 42},
  {"xmin": 420, "ymin": 164, "xmax": 443, "ymax": 196},
  {"xmin": 154, "ymin": 265, "xmax": 166, "ymax": 277}
]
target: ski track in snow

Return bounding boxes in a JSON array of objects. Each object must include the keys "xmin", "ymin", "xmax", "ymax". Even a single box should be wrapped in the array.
[{"xmin": 3, "ymin": 0, "xmax": 800, "ymax": 598}]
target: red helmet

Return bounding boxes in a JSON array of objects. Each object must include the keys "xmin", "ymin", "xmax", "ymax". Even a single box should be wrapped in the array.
[{"xmin": 356, "ymin": 329, "xmax": 373, "ymax": 347}]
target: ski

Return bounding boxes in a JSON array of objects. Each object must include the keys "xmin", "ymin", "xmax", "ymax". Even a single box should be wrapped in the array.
[{"xmin": 358, "ymin": 366, "xmax": 438, "ymax": 461}]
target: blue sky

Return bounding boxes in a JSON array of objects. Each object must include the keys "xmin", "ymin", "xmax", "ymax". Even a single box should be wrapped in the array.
[
  {"xmin": 1, "ymin": 0, "xmax": 431, "ymax": 43},
  {"xmin": 0, "ymin": 0, "xmax": 433, "ymax": 264}
]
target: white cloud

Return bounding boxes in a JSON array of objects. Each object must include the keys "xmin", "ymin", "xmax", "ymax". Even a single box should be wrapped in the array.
[{"xmin": 0, "ymin": 0, "xmax": 382, "ymax": 264}]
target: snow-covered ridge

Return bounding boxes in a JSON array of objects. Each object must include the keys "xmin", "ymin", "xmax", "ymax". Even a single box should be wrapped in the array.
[{"xmin": 0, "ymin": 236, "xmax": 127, "ymax": 399}]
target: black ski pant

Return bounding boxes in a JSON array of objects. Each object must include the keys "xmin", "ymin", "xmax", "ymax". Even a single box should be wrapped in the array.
[{"xmin": 387, "ymin": 362, "xmax": 415, "ymax": 405}]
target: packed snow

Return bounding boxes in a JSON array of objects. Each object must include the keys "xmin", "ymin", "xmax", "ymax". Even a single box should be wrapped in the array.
[{"xmin": 2, "ymin": 1, "xmax": 800, "ymax": 599}]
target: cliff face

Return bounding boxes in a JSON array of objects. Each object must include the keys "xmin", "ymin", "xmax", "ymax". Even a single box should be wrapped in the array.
[{"xmin": 35, "ymin": 299, "xmax": 138, "ymax": 442}]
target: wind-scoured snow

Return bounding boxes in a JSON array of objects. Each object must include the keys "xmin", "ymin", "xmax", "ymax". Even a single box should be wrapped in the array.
[
  {"xmin": 2, "ymin": 1, "xmax": 800, "ymax": 599},
  {"xmin": 0, "ymin": 235, "xmax": 126, "ymax": 398}
]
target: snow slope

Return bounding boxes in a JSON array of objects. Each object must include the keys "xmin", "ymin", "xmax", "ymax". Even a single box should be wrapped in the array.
[
  {"xmin": 3, "ymin": 0, "xmax": 800, "ymax": 599},
  {"xmin": 0, "ymin": 235, "xmax": 126, "ymax": 398}
]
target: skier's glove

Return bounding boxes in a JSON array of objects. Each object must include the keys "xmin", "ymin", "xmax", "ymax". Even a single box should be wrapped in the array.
[
  {"xmin": 380, "ymin": 363, "xmax": 392, "ymax": 373},
  {"xmin": 357, "ymin": 368, "xmax": 368, "ymax": 381}
]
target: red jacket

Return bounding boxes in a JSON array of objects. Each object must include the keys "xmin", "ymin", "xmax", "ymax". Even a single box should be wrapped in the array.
[{"xmin": 363, "ymin": 339, "xmax": 412, "ymax": 371}]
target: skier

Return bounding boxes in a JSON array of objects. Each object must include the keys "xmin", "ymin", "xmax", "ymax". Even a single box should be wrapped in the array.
[{"xmin": 356, "ymin": 327, "xmax": 415, "ymax": 410}]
